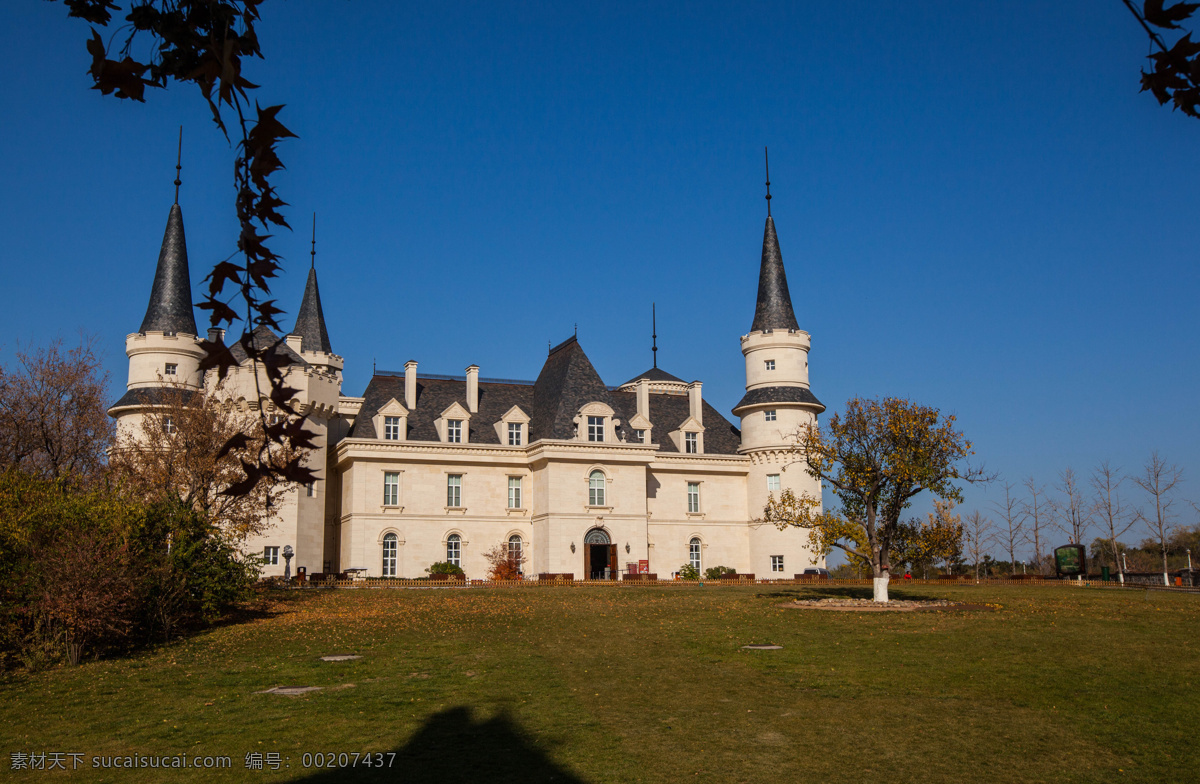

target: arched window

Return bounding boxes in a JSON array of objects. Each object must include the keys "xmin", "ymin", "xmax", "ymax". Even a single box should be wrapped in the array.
[
  {"xmin": 382, "ymin": 533, "xmax": 398, "ymax": 577},
  {"xmin": 588, "ymin": 470, "xmax": 606, "ymax": 506},
  {"xmin": 446, "ymin": 534, "xmax": 461, "ymax": 566},
  {"xmin": 508, "ymin": 535, "xmax": 523, "ymax": 565},
  {"xmin": 689, "ymin": 537, "xmax": 701, "ymax": 572}
]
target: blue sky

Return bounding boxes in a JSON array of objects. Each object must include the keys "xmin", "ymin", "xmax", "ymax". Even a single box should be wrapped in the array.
[{"xmin": 2, "ymin": 1, "xmax": 1197, "ymax": 558}]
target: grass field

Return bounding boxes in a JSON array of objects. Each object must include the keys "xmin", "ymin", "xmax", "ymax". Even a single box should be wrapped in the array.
[{"xmin": 2, "ymin": 583, "xmax": 1197, "ymax": 783}]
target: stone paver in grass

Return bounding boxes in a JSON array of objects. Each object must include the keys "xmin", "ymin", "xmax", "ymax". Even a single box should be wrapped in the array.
[
  {"xmin": 257, "ymin": 685, "xmax": 323, "ymax": 696},
  {"xmin": 320, "ymin": 654, "xmax": 362, "ymax": 662},
  {"xmin": 742, "ymin": 644, "xmax": 784, "ymax": 650},
  {"xmin": 778, "ymin": 597, "xmax": 989, "ymax": 612}
]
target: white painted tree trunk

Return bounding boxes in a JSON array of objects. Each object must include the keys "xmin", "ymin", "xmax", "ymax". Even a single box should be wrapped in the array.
[{"xmin": 873, "ymin": 575, "xmax": 889, "ymax": 603}]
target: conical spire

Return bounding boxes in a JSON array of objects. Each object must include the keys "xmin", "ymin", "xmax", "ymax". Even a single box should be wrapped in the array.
[
  {"xmin": 139, "ymin": 203, "xmax": 198, "ymax": 335},
  {"xmin": 749, "ymin": 215, "xmax": 800, "ymax": 333},
  {"xmin": 292, "ymin": 266, "xmax": 333, "ymax": 354}
]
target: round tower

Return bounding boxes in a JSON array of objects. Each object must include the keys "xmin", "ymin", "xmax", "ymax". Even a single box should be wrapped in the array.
[
  {"xmin": 734, "ymin": 198, "xmax": 826, "ymax": 577},
  {"xmin": 108, "ymin": 199, "xmax": 205, "ymax": 439}
]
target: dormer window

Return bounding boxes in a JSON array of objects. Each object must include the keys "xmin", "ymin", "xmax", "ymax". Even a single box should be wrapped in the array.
[
  {"xmin": 495, "ymin": 405, "xmax": 530, "ymax": 447},
  {"xmin": 633, "ymin": 429, "xmax": 645, "ymax": 443},
  {"xmin": 447, "ymin": 420, "xmax": 463, "ymax": 443},
  {"xmin": 684, "ymin": 432, "xmax": 698, "ymax": 453},
  {"xmin": 373, "ymin": 398, "xmax": 409, "ymax": 443},
  {"xmin": 384, "ymin": 416, "xmax": 402, "ymax": 440},
  {"xmin": 508, "ymin": 422, "xmax": 522, "ymax": 446},
  {"xmin": 587, "ymin": 416, "xmax": 604, "ymax": 442},
  {"xmin": 164, "ymin": 363, "xmax": 177, "ymax": 376},
  {"xmin": 765, "ymin": 359, "xmax": 776, "ymax": 371}
]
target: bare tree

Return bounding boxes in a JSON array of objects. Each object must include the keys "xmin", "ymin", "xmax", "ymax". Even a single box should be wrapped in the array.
[
  {"xmin": 992, "ymin": 481, "xmax": 1025, "ymax": 575},
  {"xmin": 1023, "ymin": 478, "xmax": 1052, "ymax": 574},
  {"xmin": 1091, "ymin": 461, "xmax": 1136, "ymax": 584},
  {"xmin": 1055, "ymin": 468, "xmax": 1091, "ymax": 546},
  {"xmin": 1132, "ymin": 453, "xmax": 1183, "ymax": 586},
  {"xmin": 0, "ymin": 338, "xmax": 113, "ymax": 483},
  {"xmin": 963, "ymin": 511, "xmax": 995, "ymax": 582},
  {"xmin": 109, "ymin": 382, "xmax": 306, "ymax": 541}
]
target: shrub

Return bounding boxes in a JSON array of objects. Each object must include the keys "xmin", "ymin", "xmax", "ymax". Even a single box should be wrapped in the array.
[
  {"xmin": 678, "ymin": 563, "xmax": 699, "ymax": 580},
  {"xmin": 426, "ymin": 561, "xmax": 465, "ymax": 578},
  {"xmin": 483, "ymin": 542, "xmax": 526, "ymax": 580},
  {"xmin": 704, "ymin": 565, "xmax": 735, "ymax": 579}
]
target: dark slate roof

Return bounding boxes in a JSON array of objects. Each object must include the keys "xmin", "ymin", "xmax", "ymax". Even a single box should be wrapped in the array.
[
  {"xmin": 529, "ymin": 337, "xmax": 618, "ymax": 441},
  {"xmin": 610, "ymin": 391, "xmax": 742, "ymax": 455},
  {"xmin": 349, "ymin": 375, "xmax": 534, "ymax": 442},
  {"xmin": 620, "ymin": 366, "xmax": 685, "ymax": 386},
  {"xmin": 108, "ymin": 386, "xmax": 200, "ymax": 414},
  {"xmin": 139, "ymin": 203, "xmax": 199, "ymax": 335},
  {"xmin": 732, "ymin": 385, "xmax": 825, "ymax": 414},
  {"xmin": 228, "ymin": 326, "xmax": 309, "ymax": 367},
  {"xmin": 289, "ymin": 266, "xmax": 333, "ymax": 354},
  {"xmin": 750, "ymin": 215, "xmax": 801, "ymax": 333}
]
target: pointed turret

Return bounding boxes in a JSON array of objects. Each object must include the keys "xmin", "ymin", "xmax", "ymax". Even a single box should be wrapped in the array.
[
  {"xmin": 749, "ymin": 215, "xmax": 800, "ymax": 333},
  {"xmin": 139, "ymin": 203, "xmax": 198, "ymax": 335},
  {"xmin": 291, "ymin": 267, "xmax": 333, "ymax": 354}
]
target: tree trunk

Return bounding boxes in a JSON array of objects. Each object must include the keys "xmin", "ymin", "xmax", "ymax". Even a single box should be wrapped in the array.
[
  {"xmin": 1162, "ymin": 545, "xmax": 1170, "ymax": 587},
  {"xmin": 873, "ymin": 572, "xmax": 889, "ymax": 602}
]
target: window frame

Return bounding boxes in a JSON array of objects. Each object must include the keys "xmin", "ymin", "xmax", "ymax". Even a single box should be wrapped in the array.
[
  {"xmin": 508, "ymin": 422, "xmax": 522, "ymax": 446},
  {"xmin": 689, "ymin": 537, "xmax": 701, "ymax": 572},
  {"xmin": 764, "ymin": 410, "xmax": 777, "ymax": 422},
  {"xmin": 766, "ymin": 474, "xmax": 781, "ymax": 493},
  {"xmin": 687, "ymin": 482, "xmax": 700, "ymax": 514},
  {"xmin": 587, "ymin": 415, "xmax": 604, "ymax": 442},
  {"xmin": 446, "ymin": 534, "xmax": 461, "ymax": 566},
  {"xmin": 446, "ymin": 419, "xmax": 463, "ymax": 443},
  {"xmin": 771, "ymin": 555, "xmax": 785, "ymax": 573},
  {"xmin": 765, "ymin": 359, "xmax": 776, "ymax": 371},
  {"xmin": 383, "ymin": 472, "xmax": 400, "ymax": 506},
  {"xmin": 588, "ymin": 470, "xmax": 606, "ymax": 507},
  {"xmin": 382, "ymin": 533, "xmax": 398, "ymax": 577},
  {"xmin": 164, "ymin": 362, "xmax": 178, "ymax": 376},
  {"xmin": 508, "ymin": 534, "xmax": 523, "ymax": 566},
  {"xmin": 684, "ymin": 432, "xmax": 698, "ymax": 454},
  {"xmin": 507, "ymin": 476, "xmax": 522, "ymax": 509},
  {"xmin": 162, "ymin": 415, "xmax": 176, "ymax": 435},
  {"xmin": 633, "ymin": 429, "xmax": 645, "ymax": 444},
  {"xmin": 264, "ymin": 546, "xmax": 279, "ymax": 565},
  {"xmin": 447, "ymin": 474, "xmax": 463, "ymax": 508},
  {"xmin": 384, "ymin": 415, "xmax": 402, "ymax": 440}
]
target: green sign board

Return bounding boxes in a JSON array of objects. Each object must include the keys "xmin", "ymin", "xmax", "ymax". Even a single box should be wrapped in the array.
[{"xmin": 1055, "ymin": 544, "xmax": 1086, "ymax": 577}]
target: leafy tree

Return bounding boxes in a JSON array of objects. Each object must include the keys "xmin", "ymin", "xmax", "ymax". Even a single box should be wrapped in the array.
[
  {"xmin": 0, "ymin": 338, "xmax": 113, "ymax": 483},
  {"xmin": 1123, "ymin": 0, "xmax": 1200, "ymax": 119},
  {"xmin": 893, "ymin": 498, "xmax": 963, "ymax": 579},
  {"xmin": 677, "ymin": 563, "xmax": 699, "ymax": 580},
  {"xmin": 52, "ymin": 0, "xmax": 314, "ymax": 493},
  {"xmin": 108, "ymin": 382, "xmax": 305, "ymax": 540},
  {"xmin": 483, "ymin": 541, "xmax": 527, "ymax": 581},
  {"xmin": 704, "ymin": 565, "xmax": 735, "ymax": 580},
  {"xmin": 759, "ymin": 397, "xmax": 986, "ymax": 602},
  {"xmin": 1132, "ymin": 452, "xmax": 1183, "ymax": 585}
]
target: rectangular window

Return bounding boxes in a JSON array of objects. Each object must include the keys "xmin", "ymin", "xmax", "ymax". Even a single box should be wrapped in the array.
[
  {"xmin": 767, "ymin": 474, "xmax": 781, "ymax": 493},
  {"xmin": 508, "ymin": 422, "xmax": 522, "ymax": 446},
  {"xmin": 384, "ymin": 416, "xmax": 401, "ymax": 440},
  {"xmin": 306, "ymin": 481, "xmax": 315, "ymax": 498},
  {"xmin": 765, "ymin": 410, "xmax": 777, "ymax": 422},
  {"xmin": 687, "ymin": 482, "xmax": 700, "ymax": 514},
  {"xmin": 162, "ymin": 416, "xmax": 176, "ymax": 435},
  {"xmin": 508, "ymin": 476, "xmax": 522, "ymax": 509},
  {"xmin": 765, "ymin": 359, "xmax": 776, "ymax": 370},
  {"xmin": 684, "ymin": 432, "xmax": 698, "ymax": 454},
  {"xmin": 164, "ymin": 363, "xmax": 177, "ymax": 376},
  {"xmin": 447, "ymin": 420, "xmax": 462, "ymax": 443},
  {"xmin": 447, "ymin": 474, "xmax": 462, "ymax": 507},
  {"xmin": 633, "ymin": 429, "xmax": 645, "ymax": 444},
  {"xmin": 587, "ymin": 416, "xmax": 604, "ymax": 442},
  {"xmin": 383, "ymin": 472, "xmax": 399, "ymax": 506},
  {"xmin": 771, "ymin": 555, "xmax": 784, "ymax": 573},
  {"xmin": 264, "ymin": 546, "xmax": 279, "ymax": 565}
]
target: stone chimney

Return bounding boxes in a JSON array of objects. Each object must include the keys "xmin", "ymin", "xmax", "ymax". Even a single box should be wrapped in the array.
[
  {"xmin": 688, "ymin": 381, "xmax": 703, "ymax": 424},
  {"xmin": 285, "ymin": 334, "xmax": 303, "ymax": 353},
  {"xmin": 207, "ymin": 327, "xmax": 225, "ymax": 343},
  {"xmin": 404, "ymin": 360, "xmax": 418, "ymax": 410},
  {"xmin": 465, "ymin": 365, "xmax": 479, "ymax": 413},
  {"xmin": 636, "ymin": 377, "xmax": 650, "ymax": 421}
]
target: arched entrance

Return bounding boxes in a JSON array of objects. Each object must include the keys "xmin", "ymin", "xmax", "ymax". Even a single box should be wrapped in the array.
[{"xmin": 584, "ymin": 527, "xmax": 616, "ymax": 580}]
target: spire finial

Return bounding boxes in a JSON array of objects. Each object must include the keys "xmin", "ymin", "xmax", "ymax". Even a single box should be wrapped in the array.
[
  {"xmin": 174, "ymin": 126, "xmax": 183, "ymax": 205},
  {"xmin": 764, "ymin": 146, "xmax": 771, "ymax": 218},
  {"xmin": 652, "ymin": 302, "xmax": 658, "ymax": 369},
  {"xmin": 310, "ymin": 212, "xmax": 317, "ymax": 269}
]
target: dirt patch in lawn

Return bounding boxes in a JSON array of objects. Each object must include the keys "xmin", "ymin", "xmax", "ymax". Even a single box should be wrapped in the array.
[{"xmin": 779, "ymin": 598, "xmax": 993, "ymax": 613}]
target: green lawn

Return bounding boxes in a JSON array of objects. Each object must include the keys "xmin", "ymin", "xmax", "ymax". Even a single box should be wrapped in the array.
[{"xmin": 2, "ymin": 584, "xmax": 1196, "ymax": 783}]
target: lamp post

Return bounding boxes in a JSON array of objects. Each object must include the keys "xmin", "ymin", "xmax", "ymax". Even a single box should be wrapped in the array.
[{"xmin": 283, "ymin": 544, "xmax": 294, "ymax": 584}]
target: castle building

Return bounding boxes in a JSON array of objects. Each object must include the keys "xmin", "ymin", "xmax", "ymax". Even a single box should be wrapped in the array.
[{"xmin": 109, "ymin": 185, "xmax": 827, "ymax": 580}]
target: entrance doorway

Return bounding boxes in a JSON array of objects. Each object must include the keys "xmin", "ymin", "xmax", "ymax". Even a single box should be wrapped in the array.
[{"xmin": 583, "ymin": 528, "xmax": 617, "ymax": 580}]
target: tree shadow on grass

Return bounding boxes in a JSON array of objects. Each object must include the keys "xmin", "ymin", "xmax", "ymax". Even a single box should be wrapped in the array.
[
  {"xmin": 292, "ymin": 706, "xmax": 588, "ymax": 783},
  {"xmin": 758, "ymin": 586, "xmax": 950, "ymax": 603}
]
